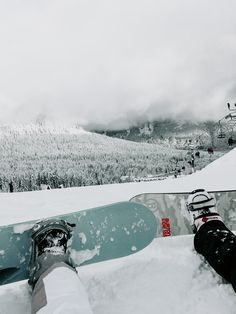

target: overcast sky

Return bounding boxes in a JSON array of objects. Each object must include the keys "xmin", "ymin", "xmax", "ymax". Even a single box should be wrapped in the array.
[{"xmin": 0, "ymin": 0, "xmax": 236, "ymax": 129}]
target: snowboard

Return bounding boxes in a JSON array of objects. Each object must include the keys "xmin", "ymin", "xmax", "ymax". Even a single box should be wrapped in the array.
[
  {"xmin": 130, "ymin": 190, "xmax": 236, "ymax": 237},
  {"xmin": 0, "ymin": 201, "xmax": 157, "ymax": 285}
]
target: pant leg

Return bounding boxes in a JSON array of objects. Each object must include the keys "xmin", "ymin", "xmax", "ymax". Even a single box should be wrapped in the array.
[
  {"xmin": 194, "ymin": 220, "xmax": 236, "ymax": 288},
  {"xmin": 31, "ymin": 262, "xmax": 93, "ymax": 314}
]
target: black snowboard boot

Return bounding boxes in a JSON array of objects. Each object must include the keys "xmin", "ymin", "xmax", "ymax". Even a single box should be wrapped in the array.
[
  {"xmin": 186, "ymin": 189, "xmax": 223, "ymax": 233},
  {"xmin": 28, "ymin": 219, "xmax": 75, "ymax": 286}
]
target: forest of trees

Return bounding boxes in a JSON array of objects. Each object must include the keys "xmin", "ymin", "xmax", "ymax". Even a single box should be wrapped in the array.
[{"xmin": 0, "ymin": 125, "xmax": 223, "ymax": 192}]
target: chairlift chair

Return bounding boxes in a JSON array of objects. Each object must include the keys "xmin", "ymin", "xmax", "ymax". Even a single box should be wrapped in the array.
[{"xmin": 217, "ymin": 132, "xmax": 226, "ymax": 139}]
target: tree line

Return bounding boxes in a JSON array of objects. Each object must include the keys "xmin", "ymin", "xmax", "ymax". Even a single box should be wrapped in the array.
[{"xmin": 0, "ymin": 127, "xmax": 223, "ymax": 192}]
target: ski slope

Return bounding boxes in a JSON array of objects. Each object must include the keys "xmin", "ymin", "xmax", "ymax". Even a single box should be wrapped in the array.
[{"xmin": 0, "ymin": 148, "xmax": 236, "ymax": 313}]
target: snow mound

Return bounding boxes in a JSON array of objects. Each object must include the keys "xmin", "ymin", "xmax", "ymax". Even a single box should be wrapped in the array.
[{"xmin": 1, "ymin": 236, "xmax": 236, "ymax": 314}]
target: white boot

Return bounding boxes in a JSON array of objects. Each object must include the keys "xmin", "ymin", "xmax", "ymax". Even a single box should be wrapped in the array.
[{"xmin": 186, "ymin": 189, "xmax": 223, "ymax": 232}]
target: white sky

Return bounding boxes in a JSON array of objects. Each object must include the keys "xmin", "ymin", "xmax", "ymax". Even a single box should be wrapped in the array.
[{"xmin": 0, "ymin": 0, "xmax": 236, "ymax": 129}]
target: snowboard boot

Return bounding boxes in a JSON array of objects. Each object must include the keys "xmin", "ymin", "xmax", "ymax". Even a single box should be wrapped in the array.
[
  {"xmin": 28, "ymin": 219, "xmax": 76, "ymax": 286},
  {"xmin": 186, "ymin": 189, "xmax": 223, "ymax": 233}
]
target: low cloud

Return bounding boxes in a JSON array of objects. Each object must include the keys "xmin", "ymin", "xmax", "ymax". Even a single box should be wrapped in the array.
[{"xmin": 0, "ymin": 0, "xmax": 235, "ymax": 129}]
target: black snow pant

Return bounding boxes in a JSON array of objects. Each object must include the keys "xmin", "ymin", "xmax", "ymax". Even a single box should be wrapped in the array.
[{"xmin": 194, "ymin": 220, "xmax": 236, "ymax": 292}]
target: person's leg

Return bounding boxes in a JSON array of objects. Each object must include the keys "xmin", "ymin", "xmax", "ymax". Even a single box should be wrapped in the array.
[
  {"xmin": 28, "ymin": 219, "xmax": 93, "ymax": 314},
  {"xmin": 31, "ymin": 258, "xmax": 92, "ymax": 314},
  {"xmin": 194, "ymin": 220, "xmax": 236, "ymax": 283},
  {"xmin": 187, "ymin": 189, "xmax": 236, "ymax": 291}
]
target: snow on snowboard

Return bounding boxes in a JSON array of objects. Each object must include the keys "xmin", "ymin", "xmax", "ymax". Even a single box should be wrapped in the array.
[
  {"xmin": 130, "ymin": 190, "xmax": 236, "ymax": 237},
  {"xmin": 0, "ymin": 201, "xmax": 157, "ymax": 285}
]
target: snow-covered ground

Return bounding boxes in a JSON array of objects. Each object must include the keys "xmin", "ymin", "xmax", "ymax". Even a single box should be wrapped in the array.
[{"xmin": 0, "ymin": 148, "xmax": 236, "ymax": 313}]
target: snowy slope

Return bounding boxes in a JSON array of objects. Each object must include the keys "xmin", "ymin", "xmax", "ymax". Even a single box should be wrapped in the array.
[
  {"xmin": 1, "ymin": 147, "xmax": 236, "ymax": 226},
  {"xmin": 0, "ymin": 148, "xmax": 236, "ymax": 313}
]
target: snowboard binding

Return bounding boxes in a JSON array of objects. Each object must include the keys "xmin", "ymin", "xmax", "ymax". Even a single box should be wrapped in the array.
[
  {"xmin": 28, "ymin": 219, "xmax": 76, "ymax": 286},
  {"xmin": 186, "ymin": 189, "xmax": 222, "ymax": 233},
  {"xmin": 31, "ymin": 219, "xmax": 75, "ymax": 258}
]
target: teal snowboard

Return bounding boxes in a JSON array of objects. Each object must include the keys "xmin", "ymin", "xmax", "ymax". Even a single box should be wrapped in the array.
[
  {"xmin": 130, "ymin": 190, "xmax": 236, "ymax": 237},
  {"xmin": 0, "ymin": 201, "xmax": 157, "ymax": 285}
]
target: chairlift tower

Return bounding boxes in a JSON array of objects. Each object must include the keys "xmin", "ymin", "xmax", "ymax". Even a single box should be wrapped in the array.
[{"xmin": 217, "ymin": 103, "xmax": 236, "ymax": 141}]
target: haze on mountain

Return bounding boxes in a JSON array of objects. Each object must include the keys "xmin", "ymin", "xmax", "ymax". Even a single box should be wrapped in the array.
[{"xmin": 0, "ymin": 0, "xmax": 236, "ymax": 130}]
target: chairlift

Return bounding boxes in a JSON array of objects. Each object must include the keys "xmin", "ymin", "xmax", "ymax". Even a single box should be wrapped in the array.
[
  {"xmin": 217, "ymin": 132, "xmax": 226, "ymax": 139},
  {"xmin": 217, "ymin": 120, "xmax": 226, "ymax": 139},
  {"xmin": 228, "ymin": 137, "xmax": 234, "ymax": 146},
  {"xmin": 227, "ymin": 102, "xmax": 236, "ymax": 111}
]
